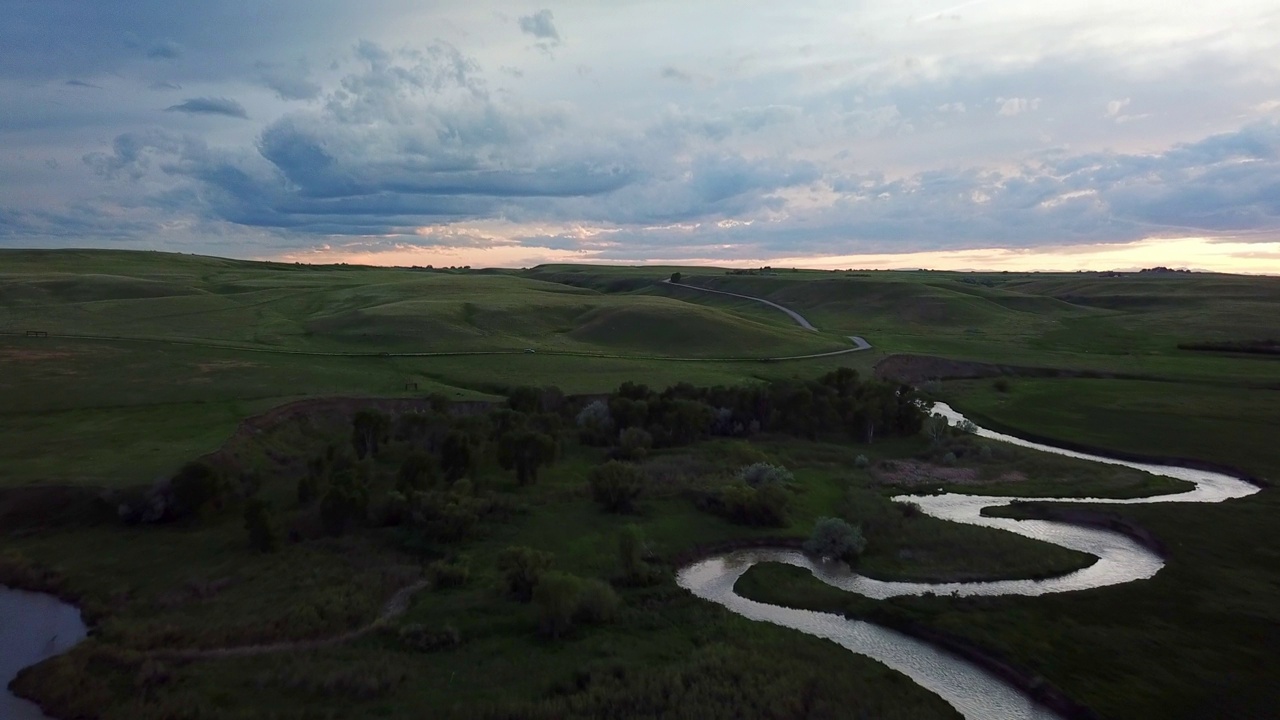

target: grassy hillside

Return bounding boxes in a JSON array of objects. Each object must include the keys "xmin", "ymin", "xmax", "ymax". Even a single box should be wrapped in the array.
[
  {"xmin": 528, "ymin": 265, "xmax": 1280, "ymax": 385},
  {"xmin": 0, "ymin": 251, "xmax": 841, "ymax": 358},
  {"xmin": 0, "ymin": 251, "xmax": 875, "ymax": 486}
]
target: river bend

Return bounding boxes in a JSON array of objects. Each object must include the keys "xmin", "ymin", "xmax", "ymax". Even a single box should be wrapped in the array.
[{"xmin": 678, "ymin": 402, "xmax": 1259, "ymax": 719}]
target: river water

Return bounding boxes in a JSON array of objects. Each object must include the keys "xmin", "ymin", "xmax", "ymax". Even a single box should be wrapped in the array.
[
  {"xmin": 0, "ymin": 586, "xmax": 87, "ymax": 720},
  {"xmin": 678, "ymin": 402, "xmax": 1260, "ymax": 720}
]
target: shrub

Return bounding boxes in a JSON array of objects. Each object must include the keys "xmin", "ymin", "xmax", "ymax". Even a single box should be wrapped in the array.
[
  {"xmin": 497, "ymin": 430, "xmax": 558, "ymax": 485},
  {"xmin": 588, "ymin": 461, "xmax": 644, "ymax": 513},
  {"xmin": 737, "ymin": 462, "xmax": 793, "ymax": 488},
  {"xmin": 319, "ymin": 466, "xmax": 370, "ymax": 537},
  {"xmin": 397, "ymin": 451, "xmax": 438, "ymax": 493},
  {"xmin": 440, "ymin": 430, "xmax": 478, "ymax": 483},
  {"xmin": 942, "ymin": 452, "xmax": 957, "ymax": 465},
  {"xmin": 979, "ymin": 445, "xmax": 994, "ymax": 461},
  {"xmin": 534, "ymin": 571, "xmax": 582, "ymax": 639},
  {"xmin": 398, "ymin": 623, "xmax": 462, "ymax": 652},
  {"xmin": 242, "ymin": 499, "xmax": 279, "ymax": 553},
  {"xmin": 617, "ymin": 525, "xmax": 651, "ymax": 583},
  {"xmin": 498, "ymin": 546, "xmax": 554, "ymax": 602},
  {"xmin": 169, "ymin": 461, "xmax": 224, "ymax": 519},
  {"xmin": 297, "ymin": 474, "xmax": 320, "ymax": 508},
  {"xmin": 574, "ymin": 579, "xmax": 620, "ymax": 624},
  {"xmin": 994, "ymin": 377, "xmax": 1011, "ymax": 393},
  {"xmin": 533, "ymin": 572, "xmax": 620, "ymax": 639},
  {"xmin": 854, "ymin": 454, "xmax": 870, "ymax": 469},
  {"xmin": 714, "ymin": 483, "xmax": 789, "ymax": 527},
  {"xmin": 614, "ymin": 427, "xmax": 653, "ymax": 461},
  {"xmin": 426, "ymin": 559, "xmax": 469, "ymax": 590},
  {"xmin": 803, "ymin": 517, "xmax": 866, "ymax": 561}
]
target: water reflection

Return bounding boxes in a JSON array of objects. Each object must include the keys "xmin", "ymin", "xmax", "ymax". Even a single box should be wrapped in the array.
[{"xmin": 678, "ymin": 403, "xmax": 1260, "ymax": 719}]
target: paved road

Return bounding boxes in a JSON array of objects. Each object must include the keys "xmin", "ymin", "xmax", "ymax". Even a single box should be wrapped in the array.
[{"xmin": 662, "ymin": 279, "xmax": 872, "ymax": 353}]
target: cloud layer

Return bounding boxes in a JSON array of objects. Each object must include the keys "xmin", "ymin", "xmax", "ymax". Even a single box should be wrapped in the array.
[{"xmin": 2, "ymin": 1, "xmax": 1280, "ymax": 266}]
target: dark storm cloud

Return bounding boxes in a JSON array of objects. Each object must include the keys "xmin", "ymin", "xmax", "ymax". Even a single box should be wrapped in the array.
[{"xmin": 164, "ymin": 97, "xmax": 249, "ymax": 118}]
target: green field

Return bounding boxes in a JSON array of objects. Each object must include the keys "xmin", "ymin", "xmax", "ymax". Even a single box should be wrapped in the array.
[{"xmin": 3, "ymin": 250, "xmax": 1279, "ymax": 720}]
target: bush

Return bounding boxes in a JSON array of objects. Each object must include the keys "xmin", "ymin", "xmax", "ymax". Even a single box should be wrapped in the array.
[
  {"xmin": 737, "ymin": 462, "xmax": 793, "ymax": 488},
  {"xmin": 319, "ymin": 466, "xmax": 370, "ymax": 537},
  {"xmin": 497, "ymin": 430, "xmax": 558, "ymax": 485},
  {"xmin": 942, "ymin": 452, "xmax": 957, "ymax": 465},
  {"xmin": 242, "ymin": 499, "xmax": 279, "ymax": 553},
  {"xmin": 533, "ymin": 571, "xmax": 582, "ymax": 639},
  {"xmin": 440, "ymin": 430, "xmax": 478, "ymax": 483},
  {"xmin": 713, "ymin": 483, "xmax": 789, "ymax": 527},
  {"xmin": 994, "ymin": 377, "xmax": 1011, "ymax": 393},
  {"xmin": 398, "ymin": 623, "xmax": 462, "ymax": 652},
  {"xmin": 426, "ymin": 559, "xmax": 469, "ymax": 590},
  {"xmin": 588, "ymin": 461, "xmax": 644, "ymax": 513},
  {"xmin": 397, "ymin": 451, "xmax": 438, "ymax": 493},
  {"xmin": 297, "ymin": 474, "xmax": 320, "ymax": 508},
  {"xmin": 979, "ymin": 445, "xmax": 994, "ymax": 461},
  {"xmin": 169, "ymin": 461, "xmax": 224, "ymax": 519},
  {"xmin": 575, "ymin": 579, "xmax": 620, "ymax": 624},
  {"xmin": 532, "ymin": 572, "xmax": 621, "ymax": 639},
  {"xmin": 617, "ymin": 525, "xmax": 657, "ymax": 585},
  {"xmin": 854, "ymin": 454, "xmax": 870, "ymax": 469},
  {"xmin": 803, "ymin": 517, "xmax": 866, "ymax": 561},
  {"xmin": 498, "ymin": 546, "xmax": 554, "ymax": 602},
  {"xmin": 614, "ymin": 427, "xmax": 653, "ymax": 461}
]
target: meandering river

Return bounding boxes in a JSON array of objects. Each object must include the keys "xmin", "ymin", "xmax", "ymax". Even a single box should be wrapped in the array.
[{"xmin": 678, "ymin": 402, "xmax": 1260, "ymax": 720}]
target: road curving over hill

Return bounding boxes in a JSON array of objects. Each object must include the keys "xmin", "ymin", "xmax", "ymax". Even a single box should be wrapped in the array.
[
  {"xmin": 678, "ymin": 403, "xmax": 1261, "ymax": 720},
  {"xmin": 0, "ymin": 278, "xmax": 872, "ymax": 363},
  {"xmin": 661, "ymin": 278, "xmax": 873, "ymax": 354}
]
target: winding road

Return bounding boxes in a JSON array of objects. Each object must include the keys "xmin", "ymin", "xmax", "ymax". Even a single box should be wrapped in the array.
[
  {"xmin": 0, "ymin": 277, "xmax": 872, "ymax": 363},
  {"xmin": 662, "ymin": 278, "xmax": 873, "ymax": 355}
]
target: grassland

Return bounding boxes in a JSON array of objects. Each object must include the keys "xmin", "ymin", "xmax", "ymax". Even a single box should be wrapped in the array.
[{"xmin": 3, "ymin": 250, "xmax": 1280, "ymax": 720}]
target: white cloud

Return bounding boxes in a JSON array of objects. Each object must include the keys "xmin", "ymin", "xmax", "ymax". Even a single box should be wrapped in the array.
[{"xmin": 997, "ymin": 97, "xmax": 1041, "ymax": 116}]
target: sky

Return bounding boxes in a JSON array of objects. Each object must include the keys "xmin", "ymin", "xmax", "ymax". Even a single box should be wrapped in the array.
[{"xmin": 3, "ymin": 1, "xmax": 1280, "ymax": 272}]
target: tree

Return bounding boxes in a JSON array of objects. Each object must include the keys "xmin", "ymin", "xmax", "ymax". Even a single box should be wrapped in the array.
[
  {"xmin": 497, "ymin": 546, "xmax": 554, "ymax": 602},
  {"xmin": 670, "ymin": 271, "xmax": 682, "ymax": 284},
  {"xmin": 803, "ymin": 517, "xmax": 866, "ymax": 562},
  {"xmin": 397, "ymin": 451, "xmax": 438, "ymax": 493},
  {"xmin": 351, "ymin": 409, "xmax": 391, "ymax": 459},
  {"xmin": 923, "ymin": 413, "xmax": 949, "ymax": 445},
  {"xmin": 506, "ymin": 386, "xmax": 542, "ymax": 414},
  {"xmin": 170, "ymin": 461, "xmax": 224, "ymax": 519},
  {"xmin": 243, "ymin": 498, "xmax": 279, "ymax": 553},
  {"xmin": 440, "ymin": 430, "xmax": 477, "ymax": 483},
  {"xmin": 588, "ymin": 461, "xmax": 644, "ymax": 513},
  {"xmin": 576, "ymin": 400, "xmax": 613, "ymax": 445},
  {"xmin": 614, "ymin": 426, "xmax": 653, "ymax": 461},
  {"xmin": 607, "ymin": 396, "xmax": 648, "ymax": 431},
  {"xmin": 497, "ymin": 430, "xmax": 558, "ymax": 485},
  {"xmin": 320, "ymin": 465, "xmax": 370, "ymax": 536}
]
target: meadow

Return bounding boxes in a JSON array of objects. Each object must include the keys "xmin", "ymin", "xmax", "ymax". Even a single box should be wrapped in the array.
[{"xmin": 3, "ymin": 249, "xmax": 1279, "ymax": 719}]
